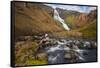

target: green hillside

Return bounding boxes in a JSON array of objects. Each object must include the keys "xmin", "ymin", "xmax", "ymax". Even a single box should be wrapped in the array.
[
  {"xmin": 15, "ymin": 2, "xmax": 64, "ymax": 38},
  {"xmin": 79, "ymin": 20, "xmax": 97, "ymax": 39}
]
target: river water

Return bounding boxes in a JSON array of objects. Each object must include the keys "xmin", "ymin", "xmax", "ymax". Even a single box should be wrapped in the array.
[{"xmin": 42, "ymin": 39, "xmax": 97, "ymax": 64}]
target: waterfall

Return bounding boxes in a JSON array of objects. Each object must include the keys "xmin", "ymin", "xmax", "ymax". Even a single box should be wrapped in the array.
[{"xmin": 53, "ymin": 8, "xmax": 70, "ymax": 31}]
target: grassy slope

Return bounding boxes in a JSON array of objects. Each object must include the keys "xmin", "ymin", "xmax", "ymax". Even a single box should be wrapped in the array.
[
  {"xmin": 79, "ymin": 20, "xmax": 97, "ymax": 39},
  {"xmin": 65, "ymin": 11, "xmax": 97, "ymax": 39},
  {"xmin": 14, "ymin": 2, "xmax": 97, "ymax": 66},
  {"xmin": 15, "ymin": 3, "xmax": 64, "ymax": 37},
  {"xmin": 65, "ymin": 15, "xmax": 77, "ymax": 29},
  {"xmin": 15, "ymin": 2, "xmax": 97, "ymax": 39},
  {"xmin": 15, "ymin": 41, "xmax": 48, "ymax": 66}
]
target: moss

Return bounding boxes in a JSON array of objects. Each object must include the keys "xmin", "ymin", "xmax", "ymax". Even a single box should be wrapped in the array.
[
  {"xmin": 27, "ymin": 59, "xmax": 48, "ymax": 65},
  {"xmin": 15, "ymin": 40, "xmax": 48, "ymax": 66}
]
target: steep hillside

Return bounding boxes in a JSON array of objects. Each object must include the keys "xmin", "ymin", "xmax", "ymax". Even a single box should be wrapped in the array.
[
  {"xmin": 15, "ymin": 2, "xmax": 64, "ymax": 38},
  {"xmin": 57, "ymin": 8, "xmax": 97, "ymax": 30},
  {"xmin": 56, "ymin": 8, "xmax": 80, "ymax": 19},
  {"xmin": 14, "ymin": 2, "xmax": 97, "ymax": 39},
  {"xmin": 79, "ymin": 20, "xmax": 97, "ymax": 39},
  {"xmin": 74, "ymin": 10, "xmax": 97, "ymax": 27},
  {"xmin": 62, "ymin": 9, "xmax": 97, "ymax": 39}
]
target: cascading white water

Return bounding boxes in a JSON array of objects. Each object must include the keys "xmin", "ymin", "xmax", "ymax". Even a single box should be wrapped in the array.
[
  {"xmin": 44, "ymin": 40, "xmax": 86, "ymax": 64},
  {"xmin": 53, "ymin": 8, "xmax": 70, "ymax": 31},
  {"xmin": 74, "ymin": 49, "xmax": 85, "ymax": 61},
  {"xmin": 48, "ymin": 54, "xmax": 60, "ymax": 63}
]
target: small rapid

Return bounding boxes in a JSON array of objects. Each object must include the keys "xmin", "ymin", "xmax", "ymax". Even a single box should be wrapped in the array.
[{"xmin": 42, "ymin": 39, "xmax": 97, "ymax": 64}]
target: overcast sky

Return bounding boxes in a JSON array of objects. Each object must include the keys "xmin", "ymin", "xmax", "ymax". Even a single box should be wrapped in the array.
[{"xmin": 45, "ymin": 4, "xmax": 96, "ymax": 13}]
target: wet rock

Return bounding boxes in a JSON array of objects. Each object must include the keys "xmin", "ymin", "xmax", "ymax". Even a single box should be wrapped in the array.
[
  {"xmin": 74, "ymin": 40, "xmax": 83, "ymax": 48},
  {"xmin": 72, "ymin": 45, "xmax": 79, "ymax": 50},
  {"xmin": 64, "ymin": 53, "xmax": 71, "ymax": 60},
  {"xmin": 64, "ymin": 50, "xmax": 79, "ymax": 63},
  {"xmin": 33, "ymin": 35, "xmax": 42, "ymax": 40},
  {"xmin": 83, "ymin": 41, "xmax": 91, "ymax": 48},
  {"xmin": 35, "ymin": 52, "xmax": 48, "ymax": 60},
  {"xmin": 91, "ymin": 41, "xmax": 97, "ymax": 48}
]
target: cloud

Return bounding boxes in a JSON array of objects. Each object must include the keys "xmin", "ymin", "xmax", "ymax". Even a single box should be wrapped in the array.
[{"xmin": 45, "ymin": 4, "xmax": 96, "ymax": 13}]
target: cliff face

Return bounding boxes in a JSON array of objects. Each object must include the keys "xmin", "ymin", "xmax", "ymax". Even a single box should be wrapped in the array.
[
  {"xmin": 74, "ymin": 13, "xmax": 88, "ymax": 27},
  {"xmin": 87, "ymin": 10, "xmax": 97, "ymax": 22},
  {"xmin": 75, "ymin": 10, "xmax": 97, "ymax": 27}
]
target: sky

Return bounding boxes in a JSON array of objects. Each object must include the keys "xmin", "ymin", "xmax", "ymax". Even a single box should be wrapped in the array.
[{"xmin": 45, "ymin": 4, "xmax": 97, "ymax": 13}]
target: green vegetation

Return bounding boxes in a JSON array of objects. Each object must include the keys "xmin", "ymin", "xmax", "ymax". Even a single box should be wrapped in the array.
[
  {"xmin": 14, "ymin": 2, "xmax": 97, "ymax": 66},
  {"xmin": 65, "ymin": 14, "xmax": 97, "ymax": 39},
  {"xmin": 79, "ymin": 20, "xmax": 97, "ymax": 39},
  {"xmin": 15, "ymin": 41, "xmax": 48, "ymax": 66},
  {"xmin": 15, "ymin": 2, "xmax": 97, "ymax": 39},
  {"xmin": 65, "ymin": 15, "xmax": 77, "ymax": 29},
  {"xmin": 15, "ymin": 3, "xmax": 64, "ymax": 37},
  {"xmin": 27, "ymin": 59, "xmax": 48, "ymax": 65}
]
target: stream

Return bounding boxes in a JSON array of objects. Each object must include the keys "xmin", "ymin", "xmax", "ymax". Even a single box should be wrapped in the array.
[{"xmin": 41, "ymin": 39, "xmax": 97, "ymax": 64}]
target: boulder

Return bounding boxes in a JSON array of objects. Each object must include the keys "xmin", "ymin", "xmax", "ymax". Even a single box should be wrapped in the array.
[
  {"xmin": 64, "ymin": 53, "xmax": 71, "ymax": 59},
  {"xmin": 36, "ymin": 52, "xmax": 48, "ymax": 60},
  {"xmin": 64, "ymin": 50, "xmax": 79, "ymax": 63}
]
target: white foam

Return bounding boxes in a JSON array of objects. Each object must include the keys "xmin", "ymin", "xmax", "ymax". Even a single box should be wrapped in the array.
[
  {"xmin": 47, "ymin": 45, "xmax": 62, "ymax": 53},
  {"xmin": 48, "ymin": 54, "xmax": 60, "ymax": 63},
  {"xmin": 53, "ymin": 8, "xmax": 70, "ymax": 31},
  {"xmin": 78, "ymin": 56, "xmax": 85, "ymax": 61}
]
